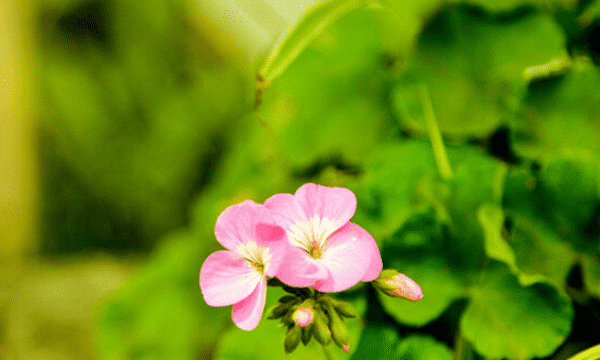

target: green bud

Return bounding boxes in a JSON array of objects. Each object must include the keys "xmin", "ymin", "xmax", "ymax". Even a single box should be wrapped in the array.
[
  {"xmin": 278, "ymin": 295, "xmax": 296, "ymax": 303},
  {"xmin": 284, "ymin": 325, "xmax": 302, "ymax": 354},
  {"xmin": 325, "ymin": 303, "xmax": 350, "ymax": 352},
  {"xmin": 332, "ymin": 300, "xmax": 358, "ymax": 318},
  {"xmin": 280, "ymin": 308, "xmax": 296, "ymax": 327},
  {"xmin": 301, "ymin": 324, "xmax": 313, "ymax": 345},
  {"xmin": 266, "ymin": 302, "xmax": 292, "ymax": 320},
  {"xmin": 312, "ymin": 311, "xmax": 332, "ymax": 346}
]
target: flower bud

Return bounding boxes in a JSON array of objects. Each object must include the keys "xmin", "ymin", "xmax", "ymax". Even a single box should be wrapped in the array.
[
  {"xmin": 331, "ymin": 300, "xmax": 358, "ymax": 318},
  {"xmin": 312, "ymin": 311, "xmax": 332, "ymax": 346},
  {"xmin": 301, "ymin": 325, "xmax": 313, "ymax": 345},
  {"xmin": 374, "ymin": 269, "xmax": 423, "ymax": 301},
  {"xmin": 284, "ymin": 325, "xmax": 302, "ymax": 354},
  {"xmin": 325, "ymin": 303, "xmax": 350, "ymax": 352},
  {"xmin": 266, "ymin": 301, "xmax": 293, "ymax": 320},
  {"xmin": 278, "ymin": 295, "xmax": 296, "ymax": 303},
  {"xmin": 293, "ymin": 307, "xmax": 313, "ymax": 327}
]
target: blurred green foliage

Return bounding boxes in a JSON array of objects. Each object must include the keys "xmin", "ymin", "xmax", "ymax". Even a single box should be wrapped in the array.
[
  {"xmin": 38, "ymin": 0, "xmax": 252, "ymax": 252},
  {"xmin": 34, "ymin": 0, "xmax": 600, "ymax": 358}
]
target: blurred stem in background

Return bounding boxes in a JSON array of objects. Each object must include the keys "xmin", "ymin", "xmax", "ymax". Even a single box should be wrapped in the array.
[
  {"xmin": 192, "ymin": 0, "xmax": 324, "ymax": 72},
  {"xmin": 0, "ymin": 1, "xmax": 38, "ymax": 267}
]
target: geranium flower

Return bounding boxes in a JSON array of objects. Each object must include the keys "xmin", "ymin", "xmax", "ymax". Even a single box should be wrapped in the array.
[
  {"xmin": 264, "ymin": 183, "xmax": 383, "ymax": 292},
  {"xmin": 200, "ymin": 200, "xmax": 288, "ymax": 330}
]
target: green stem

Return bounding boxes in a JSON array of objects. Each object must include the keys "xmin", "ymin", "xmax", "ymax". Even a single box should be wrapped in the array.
[
  {"xmin": 322, "ymin": 345, "xmax": 334, "ymax": 360},
  {"xmin": 418, "ymin": 83, "xmax": 453, "ymax": 181}
]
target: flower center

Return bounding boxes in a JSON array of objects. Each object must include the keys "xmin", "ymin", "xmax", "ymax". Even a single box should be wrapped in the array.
[
  {"xmin": 308, "ymin": 241, "xmax": 322, "ymax": 259},
  {"xmin": 287, "ymin": 216, "xmax": 338, "ymax": 260},
  {"xmin": 235, "ymin": 241, "xmax": 271, "ymax": 275}
]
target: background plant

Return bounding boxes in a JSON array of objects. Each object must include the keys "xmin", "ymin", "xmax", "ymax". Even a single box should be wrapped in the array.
[{"xmin": 13, "ymin": 0, "xmax": 600, "ymax": 359}]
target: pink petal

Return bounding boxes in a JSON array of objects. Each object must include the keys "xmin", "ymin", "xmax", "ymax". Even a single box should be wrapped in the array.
[
  {"xmin": 276, "ymin": 247, "xmax": 330, "ymax": 287},
  {"xmin": 255, "ymin": 223, "xmax": 286, "ymax": 244},
  {"xmin": 232, "ymin": 277, "xmax": 267, "ymax": 331},
  {"xmin": 315, "ymin": 223, "xmax": 376, "ymax": 293},
  {"xmin": 359, "ymin": 225, "xmax": 383, "ymax": 281},
  {"xmin": 214, "ymin": 200, "xmax": 277, "ymax": 251},
  {"xmin": 295, "ymin": 183, "xmax": 357, "ymax": 228},
  {"xmin": 255, "ymin": 223, "xmax": 290, "ymax": 277},
  {"xmin": 200, "ymin": 250, "xmax": 261, "ymax": 307},
  {"xmin": 263, "ymin": 193, "xmax": 308, "ymax": 230}
]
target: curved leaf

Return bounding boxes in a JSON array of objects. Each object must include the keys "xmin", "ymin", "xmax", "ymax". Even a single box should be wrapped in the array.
[
  {"xmin": 461, "ymin": 261, "xmax": 574, "ymax": 360},
  {"xmin": 261, "ymin": 0, "xmax": 367, "ymax": 82}
]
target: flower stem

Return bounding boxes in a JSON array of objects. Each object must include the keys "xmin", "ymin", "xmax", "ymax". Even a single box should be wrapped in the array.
[
  {"xmin": 418, "ymin": 83, "xmax": 453, "ymax": 181},
  {"xmin": 322, "ymin": 345, "xmax": 334, "ymax": 360}
]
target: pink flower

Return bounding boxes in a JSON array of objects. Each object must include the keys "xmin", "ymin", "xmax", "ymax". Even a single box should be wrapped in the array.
[
  {"xmin": 264, "ymin": 183, "xmax": 383, "ymax": 292},
  {"xmin": 200, "ymin": 200, "xmax": 289, "ymax": 330}
]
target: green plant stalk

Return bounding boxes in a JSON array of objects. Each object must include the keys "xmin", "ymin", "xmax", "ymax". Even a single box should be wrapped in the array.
[
  {"xmin": 322, "ymin": 344, "xmax": 334, "ymax": 360},
  {"xmin": 418, "ymin": 83, "xmax": 453, "ymax": 181}
]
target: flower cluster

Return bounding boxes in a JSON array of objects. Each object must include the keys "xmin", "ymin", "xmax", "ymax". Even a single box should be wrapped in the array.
[{"xmin": 199, "ymin": 183, "xmax": 423, "ymax": 353}]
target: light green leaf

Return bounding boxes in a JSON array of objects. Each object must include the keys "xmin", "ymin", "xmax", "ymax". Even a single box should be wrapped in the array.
[
  {"xmin": 261, "ymin": 0, "xmax": 367, "ymax": 82},
  {"xmin": 478, "ymin": 203, "xmax": 516, "ymax": 269},
  {"xmin": 461, "ymin": 261, "xmax": 574, "ymax": 360},
  {"xmin": 478, "ymin": 203, "xmax": 552, "ymax": 286}
]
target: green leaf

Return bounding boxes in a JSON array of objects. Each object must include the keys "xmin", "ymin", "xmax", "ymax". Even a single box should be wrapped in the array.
[
  {"xmin": 461, "ymin": 261, "xmax": 574, "ymax": 360},
  {"xmin": 502, "ymin": 154, "xmax": 600, "ymax": 286},
  {"xmin": 356, "ymin": 141, "xmax": 440, "ymax": 243},
  {"xmin": 350, "ymin": 325, "xmax": 400, "ymax": 360},
  {"xmin": 396, "ymin": 335, "xmax": 453, "ymax": 360},
  {"xmin": 581, "ymin": 253, "xmax": 600, "ymax": 298},
  {"xmin": 260, "ymin": 0, "xmax": 367, "ymax": 82},
  {"xmin": 392, "ymin": 6, "xmax": 566, "ymax": 138},
  {"xmin": 513, "ymin": 60, "xmax": 600, "ymax": 158},
  {"xmin": 360, "ymin": 140, "xmax": 506, "ymax": 268},
  {"xmin": 478, "ymin": 204, "xmax": 517, "ymax": 269},
  {"xmin": 465, "ymin": 0, "xmax": 578, "ymax": 12},
  {"xmin": 508, "ymin": 214, "xmax": 576, "ymax": 287},
  {"xmin": 260, "ymin": 8, "xmax": 395, "ymax": 168},
  {"xmin": 379, "ymin": 256, "xmax": 466, "ymax": 326}
]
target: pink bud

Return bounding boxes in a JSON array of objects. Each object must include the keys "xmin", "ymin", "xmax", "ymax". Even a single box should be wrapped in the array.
[
  {"xmin": 342, "ymin": 344, "xmax": 350, "ymax": 353},
  {"xmin": 293, "ymin": 308, "xmax": 313, "ymax": 327},
  {"xmin": 387, "ymin": 273, "xmax": 423, "ymax": 301},
  {"xmin": 374, "ymin": 270, "xmax": 424, "ymax": 301}
]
